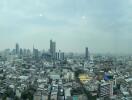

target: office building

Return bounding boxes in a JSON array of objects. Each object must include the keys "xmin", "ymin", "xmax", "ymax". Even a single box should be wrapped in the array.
[
  {"xmin": 85, "ymin": 47, "xmax": 90, "ymax": 61},
  {"xmin": 16, "ymin": 43, "xmax": 19, "ymax": 55},
  {"xmin": 33, "ymin": 46, "xmax": 39, "ymax": 59},
  {"xmin": 50, "ymin": 40, "xmax": 56, "ymax": 59},
  {"xmin": 20, "ymin": 48, "xmax": 23, "ymax": 56},
  {"xmin": 55, "ymin": 52, "xmax": 59, "ymax": 60},
  {"xmin": 56, "ymin": 50, "xmax": 65, "ymax": 60},
  {"xmin": 60, "ymin": 52, "xmax": 65, "ymax": 60}
]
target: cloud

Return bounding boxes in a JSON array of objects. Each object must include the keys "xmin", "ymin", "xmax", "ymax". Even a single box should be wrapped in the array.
[{"xmin": 0, "ymin": 0, "xmax": 132, "ymax": 54}]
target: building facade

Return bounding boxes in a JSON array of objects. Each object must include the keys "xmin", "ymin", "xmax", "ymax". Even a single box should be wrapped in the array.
[{"xmin": 50, "ymin": 40, "xmax": 56, "ymax": 59}]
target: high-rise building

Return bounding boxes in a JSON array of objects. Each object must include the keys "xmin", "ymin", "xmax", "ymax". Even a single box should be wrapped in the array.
[
  {"xmin": 98, "ymin": 81, "xmax": 113, "ymax": 98},
  {"xmin": 85, "ymin": 47, "xmax": 90, "ymax": 61},
  {"xmin": 60, "ymin": 52, "xmax": 65, "ymax": 60},
  {"xmin": 27, "ymin": 49, "xmax": 31, "ymax": 56},
  {"xmin": 55, "ymin": 52, "xmax": 59, "ymax": 60},
  {"xmin": 55, "ymin": 50, "xmax": 65, "ymax": 60},
  {"xmin": 16, "ymin": 43, "xmax": 19, "ymax": 55},
  {"xmin": 20, "ymin": 48, "xmax": 23, "ymax": 56},
  {"xmin": 33, "ymin": 46, "xmax": 39, "ymax": 59},
  {"xmin": 50, "ymin": 40, "xmax": 56, "ymax": 59}
]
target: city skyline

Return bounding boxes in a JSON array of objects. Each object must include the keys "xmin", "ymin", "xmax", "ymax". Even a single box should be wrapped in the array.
[{"xmin": 0, "ymin": 0, "xmax": 132, "ymax": 54}]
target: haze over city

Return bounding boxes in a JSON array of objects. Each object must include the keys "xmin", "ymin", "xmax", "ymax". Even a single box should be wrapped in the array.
[{"xmin": 0, "ymin": 0, "xmax": 132, "ymax": 54}]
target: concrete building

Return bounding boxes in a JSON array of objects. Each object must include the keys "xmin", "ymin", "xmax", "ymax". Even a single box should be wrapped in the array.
[
  {"xmin": 85, "ymin": 47, "xmax": 90, "ymax": 61},
  {"xmin": 16, "ymin": 43, "xmax": 19, "ymax": 55},
  {"xmin": 99, "ymin": 81, "xmax": 113, "ymax": 98},
  {"xmin": 50, "ymin": 40, "xmax": 56, "ymax": 59},
  {"xmin": 56, "ymin": 50, "xmax": 65, "ymax": 60},
  {"xmin": 33, "ymin": 46, "xmax": 39, "ymax": 59}
]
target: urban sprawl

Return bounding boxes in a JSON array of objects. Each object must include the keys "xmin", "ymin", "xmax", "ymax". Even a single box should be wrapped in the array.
[{"xmin": 0, "ymin": 40, "xmax": 132, "ymax": 100}]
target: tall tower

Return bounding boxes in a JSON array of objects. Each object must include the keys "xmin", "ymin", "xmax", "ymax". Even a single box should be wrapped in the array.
[
  {"xmin": 16, "ymin": 43, "xmax": 19, "ymax": 55},
  {"xmin": 50, "ymin": 40, "xmax": 52, "ymax": 54},
  {"xmin": 33, "ymin": 45, "xmax": 39, "ymax": 59},
  {"xmin": 50, "ymin": 40, "xmax": 56, "ymax": 59},
  {"xmin": 85, "ymin": 47, "xmax": 90, "ymax": 61}
]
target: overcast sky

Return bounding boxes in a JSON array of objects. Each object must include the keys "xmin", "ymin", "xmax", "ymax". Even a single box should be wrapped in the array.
[{"xmin": 0, "ymin": 0, "xmax": 132, "ymax": 54}]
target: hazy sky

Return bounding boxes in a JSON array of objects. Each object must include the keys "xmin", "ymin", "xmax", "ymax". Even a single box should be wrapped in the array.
[{"xmin": 0, "ymin": 0, "xmax": 132, "ymax": 54}]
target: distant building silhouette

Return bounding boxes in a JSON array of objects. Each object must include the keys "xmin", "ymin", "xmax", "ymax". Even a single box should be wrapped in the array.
[
  {"xmin": 20, "ymin": 48, "xmax": 23, "ymax": 56},
  {"xmin": 33, "ymin": 46, "xmax": 39, "ymax": 59},
  {"xmin": 85, "ymin": 47, "xmax": 90, "ymax": 61},
  {"xmin": 50, "ymin": 40, "xmax": 56, "ymax": 59},
  {"xmin": 16, "ymin": 43, "xmax": 19, "ymax": 55},
  {"xmin": 56, "ymin": 50, "xmax": 65, "ymax": 60}
]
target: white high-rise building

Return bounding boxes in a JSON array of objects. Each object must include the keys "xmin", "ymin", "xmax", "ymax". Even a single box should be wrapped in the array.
[
  {"xmin": 55, "ymin": 50, "xmax": 65, "ymax": 60},
  {"xmin": 99, "ymin": 81, "xmax": 113, "ymax": 98}
]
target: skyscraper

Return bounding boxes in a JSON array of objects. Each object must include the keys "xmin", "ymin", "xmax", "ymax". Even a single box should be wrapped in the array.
[
  {"xmin": 50, "ymin": 40, "xmax": 56, "ymax": 59},
  {"xmin": 85, "ymin": 47, "xmax": 89, "ymax": 60},
  {"xmin": 33, "ymin": 46, "xmax": 39, "ymax": 59},
  {"xmin": 20, "ymin": 48, "xmax": 23, "ymax": 56},
  {"xmin": 55, "ymin": 50, "xmax": 65, "ymax": 60},
  {"xmin": 16, "ymin": 43, "xmax": 19, "ymax": 55}
]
